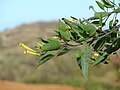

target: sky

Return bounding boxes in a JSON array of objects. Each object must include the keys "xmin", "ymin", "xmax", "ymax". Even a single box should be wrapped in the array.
[{"xmin": 0, "ymin": 0, "xmax": 119, "ymax": 31}]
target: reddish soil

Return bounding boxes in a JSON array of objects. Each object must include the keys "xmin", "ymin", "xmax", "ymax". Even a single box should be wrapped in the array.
[{"xmin": 0, "ymin": 80, "xmax": 85, "ymax": 90}]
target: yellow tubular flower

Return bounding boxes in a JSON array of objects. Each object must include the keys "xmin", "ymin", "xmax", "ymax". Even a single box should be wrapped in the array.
[
  {"xmin": 91, "ymin": 56, "xmax": 95, "ymax": 60},
  {"xmin": 19, "ymin": 43, "xmax": 36, "ymax": 52},
  {"xmin": 24, "ymin": 50, "xmax": 41, "ymax": 56},
  {"xmin": 36, "ymin": 42, "xmax": 45, "ymax": 47},
  {"xmin": 52, "ymin": 36, "xmax": 59, "ymax": 39},
  {"xmin": 94, "ymin": 52, "xmax": 99, "ymax": 57},
  {"xmin": 91, "ymin": 51, "xmax": 99, "ymax": 60}
]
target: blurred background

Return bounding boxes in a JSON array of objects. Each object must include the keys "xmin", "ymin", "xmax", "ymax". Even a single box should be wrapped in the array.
[{"xmin": 0, "ymin": 0, "xmax": 120, "ymax": 90}]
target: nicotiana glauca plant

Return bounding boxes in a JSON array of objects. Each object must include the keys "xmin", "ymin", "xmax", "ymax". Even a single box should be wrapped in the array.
[{"xmin": 19, "ymin": 0, "xmax": 120, "ymax": 80}]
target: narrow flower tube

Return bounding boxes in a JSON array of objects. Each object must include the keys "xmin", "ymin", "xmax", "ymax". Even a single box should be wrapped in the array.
[
  {"xmin": 24, "ymin": 50, "xmax": 41, "ymax": 56},
  {"xmin": 52, "ymin": 36, "xmax": 59, "ymax": 39},
  {"xmin": 19, "ymin": 43, "xmax": 36, "ymax": 52},
  {"xmin": 94, "ymin": 52, "xmax": 99, "ymax": 57},
  {"xmin": 35, "ymin": 42, "xmax": 44, "ymax": 47}
]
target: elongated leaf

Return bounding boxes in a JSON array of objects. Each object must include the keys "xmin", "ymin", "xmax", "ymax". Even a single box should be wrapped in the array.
[
  {"xmin": 72, "ymin": 26, "xmax": 84, "ymax": 33},
  {"xmin": 101, "ymin": 0, "xmax": 114, "ymax": 8},
  {"xmin": 80, "ymin": 46, "xmax": 91, "ymax": 80},
  {"xmin": 92, "ymin": 21, "xmax": 100, "ymax": 27},
  {"xmin": 76, "ymin": 46, "xmax": 91, "ymax": 80},
  {"xmin": 40, "ymin": 38, "xmax": 49, "ymax": 43},
  {"xmin": 54, "ymin": 29, "xmax": 60, "ymax": 34},
  {"xmin": 109, "ymin": 20, "xmax": 113, "ymax": 29},
  {"xmin": 59, "ymin": 20, "xmax": 66, "ymax": 31},
  {"xmin": 41, "ymin": 38, "xmax": 61, "ymax": 51},
  {"xmin": 57, "ymin": 48, "xmax": 71, "ymax": 56},
  {"xmin": 118, "ymin": 32, "xmax": 120, "ymax": 37},
  {"xmin": 99, "ymin": 14, "xmax": 103, "ymax": 26},
  {"xmin": 62, "ymin": 18, "xmax": 79, "ymax": 29},
  {"xmin": 35, "ymin": 54, "xmax": 54, "ymax": 68},
  {"xmin": 60, "ymin": 30, "xmax": 71, "ymax": 40},
  {"xmin": 91, "ymin": 20, "xmax": 99, "ymax": 24},
  {"xmin": 96, "ymin": 0, "xmax": 104, "ymax": 10},
  {"xmin": 70, "ymin": 16, "xmax": 78, "ymax": 20},
  {"xmin": 94, "ymin": 12, "xmax": 109, "ymax": 18},
  {"xmin": 113, "ymin": 8, "xmax": 120, "ymax": 13},
  {"xmin": 71, "ymin": 27, "xmax": 88, "ymax": 39},
  {"xmin": 81, "ymin": 23, "xmax": 97, "ymax": 37}
]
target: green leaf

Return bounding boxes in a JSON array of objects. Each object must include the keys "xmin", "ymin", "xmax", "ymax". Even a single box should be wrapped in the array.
[
  {"xmin": 104, "ymin": 4, "xmax": 114, "ymax": 8},
  {"xmin": 81, "ymin": 23, "xmax": 97, "ymax": 37},
  {"xmin": 101, "ymin": 0, "xmax": 114, "ymax": 8},
  {"xmin": 113, "ymin": 8, "xmax": 120, "ymax": 13},
  {"xmin": 80, "ymin": 46, "xmax": 91, "ymax": 80},
  {"xmin": 62, "ymin": 18, "xmax": 79, "ymax": 29},
  {"xmin": 57, "ymin": 47, "xmax": 71, "ymax": 56},
  {"xmin": 61, "ymin": 18, "xmax": 84, "ymax": 40},
  {"xmin": 75, "ymin": 46, "xmax": 91, "ymax": 80},
  {"xmin": 71, "ymin": 27, "xmax": 88, "ymax": 40},
  {"xmin": 94, "ymin": 12, "xmax": 109, "ymax": 18},
  {"xmin": 74, "ymin": 49, "xmax": 83, "ymax": 59},
  {"xmin": 109, "ymin": 19, "xmax": 113, "ymax": 29},
  {"xmin": 78, "ymin": 37, "xmax": 86, "ymax": 42},
  {"xmin": 59, "ymin": 20, "xmax": 66, "ymax": 31},
  {"xmin": 54, "ymin": 29, "xmax": 60, "ymax": 34},
  {"xmin": 70, "ymin": 16, "xmax": 78, "ymax": 20},
  {"xmin": 96, "ymin": 0, "xmax": 104, "ymax": 10},
  {"xmin": 40, "ymin": 38, "xmax": 49, "ymax": 43},
  {"xmin": 35, "ymin": 54, "xmax": 54, "ymax": 68},
  {"xmin": 91, "ymin": 21, "xmax": 100, "ymax": 27},
  {"xmin": 99, "ymin": 14, "xmax": 103, "ymax": 26},
  {"xmin": 91, "ymin": 21, "xmax": 99, "ymax": 24},
  {"xmin": 41, "ymin": 38, "xmax": 61, "ymax": 51},
  {"xmin": 72, "ymin": 26, "xmax": 84, "ymax": 33},
  {"xmin": 60, "ymin": 30, "xmax": 71, "ymax": 40},
  {"xmin": 118, "ymin": 32, "xmax": 120, "ymax": 37}
]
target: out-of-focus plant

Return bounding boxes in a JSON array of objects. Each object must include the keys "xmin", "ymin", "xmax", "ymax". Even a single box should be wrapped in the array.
[{"xmin": 20, "ymin": 0, "xmax": 120, "ymax": 80}]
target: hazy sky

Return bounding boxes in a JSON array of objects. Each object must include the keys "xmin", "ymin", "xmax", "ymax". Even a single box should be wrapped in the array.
[{"xmin": 0, "ymin": 0, "xmax": 119, "ymax": 31}]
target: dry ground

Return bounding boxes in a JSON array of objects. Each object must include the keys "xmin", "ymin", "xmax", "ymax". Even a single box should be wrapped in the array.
[{"xmin": 0, "ymin": 80, "xmax": 85, "ymax": 90}]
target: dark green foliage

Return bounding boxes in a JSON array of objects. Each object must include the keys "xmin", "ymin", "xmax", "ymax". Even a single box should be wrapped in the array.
[
  {"xmin": 96, "ymin": 0, "xmax": 105, "ymax": 10},
  {"xmin": 101, "ymin": 0, "xmax": 114, "ymax": 8},
  {"xmin": 35, "ymin": 54, "xmax": 54, "ymax": 68}
]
